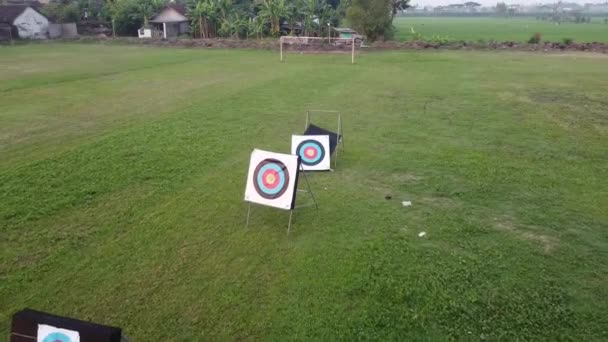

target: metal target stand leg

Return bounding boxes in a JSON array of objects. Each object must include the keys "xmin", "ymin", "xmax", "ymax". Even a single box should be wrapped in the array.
[
  {"xmin": 245, "ymin": 165, "xmax": 317, "ymax": 236},
  {"xmin": 339, "ymin": 111, "xmax": 344, "ymax": 151},
  {"xmin": 287, "ymin": 165, "xmax": 318, "ymax": 235},
  {"xmin": 287, "ymin": 211, "xmax": 294, "ymax": 235},
  {"xmin": 305, "ymin": 110, "xmax": 310, "ymax": 131},
  {"xmin": 300, "ymin": 166, "xmax": 318, "ymax": 210},
  {"xmin": 245, "ymin": 202, "xmax": 252, "ymax": 229},
  {"xmin": 336, "ymin": 111, "xmax": 344, "ymax": 169}
]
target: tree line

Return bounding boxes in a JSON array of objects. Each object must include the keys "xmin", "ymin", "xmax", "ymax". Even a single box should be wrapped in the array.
[{"xmin": 37, "ymin": 0, "xmax": 410, "ymax": 40}]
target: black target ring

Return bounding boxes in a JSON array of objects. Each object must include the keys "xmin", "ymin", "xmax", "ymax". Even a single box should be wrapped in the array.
[
  {"xmin": 296, "ymin": 139, "xmax": 326, "ymax": 166},
  {"xmin": 253, "ymin": 158, "xmax": 290, "ymax": 199}
]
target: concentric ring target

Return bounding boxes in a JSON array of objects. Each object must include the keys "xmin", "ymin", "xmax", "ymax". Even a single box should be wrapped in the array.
[
  {"xmin": 253, "ymin": 158, "xmax": 290, "ymax": 199},
  {"xmin": 42, "ymin": 332, "xmax": 73, "ymax": 342},
  {"xmin": 296, "ymin": 139, "xmax": 326, "ymax": 166}
]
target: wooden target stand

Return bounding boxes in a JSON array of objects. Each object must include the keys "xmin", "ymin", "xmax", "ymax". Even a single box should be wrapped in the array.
[
  {"xmin": 245, "ymin": 163, "xmax": 318, "ymax": 235},
  {"xmin": 304, "ymin": 110, "xmax": 344, "ymax": 170}
]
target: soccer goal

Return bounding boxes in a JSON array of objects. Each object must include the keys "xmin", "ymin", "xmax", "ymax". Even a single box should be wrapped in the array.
[{"xmin": 279, "ymin": 36, "xmax": 360, "ymax": 64}]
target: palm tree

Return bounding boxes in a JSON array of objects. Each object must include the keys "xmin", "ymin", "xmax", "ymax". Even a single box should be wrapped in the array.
[
  {"xmin": 216, "ymin": 0, "xmax": 232, "ymax": 22},
  {"xmin": 137, "ymin": 0, "xmax": 165, "ymax": 28},
  {"xmin": 258, "ymin": 0, "xmax": 287, "ymax": 37},
  {"xmin": 189, "ymin": 0, "xmax": 220, "ymax": 38},
  {"xmin": 286, "ymin": 0, "xmax": 306, "ymax": 35},
  {"xmin": 106, "ymin": 0, "xmax": 123, "ymax": 37},
  {"xmin": 391, "ymin": 0, "xmax": 410, "ymax": 20},
  {"xmin": 315, "ymin": 0, "xmax": 336, "ymax": 37},
  {"xmin": 302, "ymin": 0, "xmax": 317, "ymax": 35},
  {"xmin": 250, "ymin": 16, "xmax": 267, "ymax": 39},
  {"xmin": 190, "ymin": 0, "xmax": 205, "ymax": 38},
  {"xmin": 219, "ymin": 13, "xmax": 246, "ymax": 37}
]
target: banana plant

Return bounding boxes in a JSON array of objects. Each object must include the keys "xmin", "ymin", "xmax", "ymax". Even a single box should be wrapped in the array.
[
  {"xmin": 258, "ymin": 0, "xmax": 287, "ymax": 37},
  {"xmin": 220, "ymin": 12, "xmax": 246, "ymax": 38},
  {"xmin": 137, "ymin": 0, "xmax": 165, "ymax": 28}
]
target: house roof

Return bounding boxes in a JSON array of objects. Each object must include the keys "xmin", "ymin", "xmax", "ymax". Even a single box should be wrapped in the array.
[
  {"xmin": 0, "ymin": 4, "xmax": 45, "ymax": 24},
  {"xmin": 150, "ymin": 3, "xmax": 188, "ymax": 23},
  {"xmin": 0, "ymin": 5, "xmax": 28, "ymax": 24},
  {"xmin": 333, "ymin": 27, "xmax": 357, "ymax": 33},
  {"xmin": 167, "ymin": 3, "xmax": 186, "ymax": 16},
  {"xmin": 5, "ymin": 0, "xmax": 42, "ymax": 6}
]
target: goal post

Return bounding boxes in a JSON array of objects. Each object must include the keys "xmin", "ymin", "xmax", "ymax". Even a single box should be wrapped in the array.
[{"xmin": 279, "ymin": 36, "xmax": 359, "ymax": 64}]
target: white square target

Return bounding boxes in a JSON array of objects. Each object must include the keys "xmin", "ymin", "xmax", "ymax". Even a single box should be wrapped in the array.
[
  {"xmin": 291, "ymin": 135, "xmax": 331, "ymax": 171},
  {"xmin": 37, "ymin": 324, "xmax": 80, "ymax": 342},
  {"xmin": 244, "ymin": 149, "xmax": 300, "ymax": 210}
]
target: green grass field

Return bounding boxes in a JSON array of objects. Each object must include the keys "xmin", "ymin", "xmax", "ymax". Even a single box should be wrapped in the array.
[
  {"xmin": 395, "ymin": 17, "xmax": 608, "ymax": 43},
  {"xmin": 1, "ymin": 44, "xmax": 608, "ymax": 340}
]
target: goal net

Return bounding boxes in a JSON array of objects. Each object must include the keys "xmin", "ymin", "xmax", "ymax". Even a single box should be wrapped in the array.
[{"xmin": 280, "ymin": 36, "xmax": 360, "ymax": 64}]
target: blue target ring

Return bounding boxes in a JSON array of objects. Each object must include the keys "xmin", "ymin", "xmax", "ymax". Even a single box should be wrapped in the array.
[
  {"xmin": 253, "ymin": 158, "xmax": 290, "ymax": 199},
  {"xmin": 296, "ymin": 139, "xmax": 326, "ymax": 166},
  {"xmin": 256, "ymin": 163, "xmax": 287, "ymax": 196},
  {"xmin": 42, "ymin": 332, "xmax": 72, "ymax": 342}
]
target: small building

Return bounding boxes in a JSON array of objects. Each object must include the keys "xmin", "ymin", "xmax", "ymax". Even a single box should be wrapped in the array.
[
  {"xmin": 332, "ymin": 27, "xmax": 365, "ymax": 42},
  {"xmin": 333, "ymin": 27, "xmax": 357, "ymax": 39},
  {"xmin": 280, "ymin": 20, "xmax": 303, "ymax": 36},
  {"xmin": 0, "ymin": 5, "xmax": 48, "ymax": 39},
  {"xmin": 0, "ymin": 22, "xmax": 12, "ymax": 41},
  {"xmin": 148, "ymin": 3, "xmax": 189, "ymax": 39}
]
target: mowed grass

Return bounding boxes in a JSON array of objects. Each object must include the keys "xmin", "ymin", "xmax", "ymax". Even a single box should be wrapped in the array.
[
  {"xmin": 395, "ymin": 16, "xmax": 608, "ymax": 43},
  {"xmin": 1, "ymin": 44, "xmax": 608, "ymax": 340}
]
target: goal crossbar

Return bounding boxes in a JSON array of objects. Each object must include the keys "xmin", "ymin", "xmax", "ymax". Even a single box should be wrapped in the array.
[{"xmin": 280, "ymin": 36, "xmax": 358, "ymax": 64}]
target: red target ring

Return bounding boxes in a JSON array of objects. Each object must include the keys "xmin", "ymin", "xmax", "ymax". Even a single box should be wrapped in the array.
[
  {"xmin": 303, "ymin": 146, "xmax": 318, "ymax": 159},
  {"xmin": 261, "ymin": 169, "xmax": 280, "ymax": 189}
]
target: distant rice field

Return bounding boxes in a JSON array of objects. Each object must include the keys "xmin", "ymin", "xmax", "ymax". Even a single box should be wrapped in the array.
[{"xmin": 394, "ymin": 17, "xmax": 608, "ymax": 43}]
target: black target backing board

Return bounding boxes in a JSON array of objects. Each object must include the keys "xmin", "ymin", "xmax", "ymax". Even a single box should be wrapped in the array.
[
  {"xmin": 244, "ymin": 149, "xmax": 299, "ymax": 210},
  {"xmin": 10, "ymin": 309, "xmax": 121, "ymax": 342}
]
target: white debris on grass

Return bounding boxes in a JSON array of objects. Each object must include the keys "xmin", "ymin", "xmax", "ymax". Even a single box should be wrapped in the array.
[
  {"xmin": 418, "ymin": 231, "xmax": 426, "ymax": 238},
  {"xmin": 402, "ymin": 201, "xmax": 412, "ymax": 207}
]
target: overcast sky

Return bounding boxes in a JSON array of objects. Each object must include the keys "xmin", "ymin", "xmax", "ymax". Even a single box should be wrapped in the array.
[{"xmin": 411, "ymin": 0, "xmax": 595, "ymax": 7}]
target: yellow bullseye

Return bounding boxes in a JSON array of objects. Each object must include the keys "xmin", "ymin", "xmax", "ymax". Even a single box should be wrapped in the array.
[
  {"xmin": 306, "ymin": 148, "xmax": 315, "ymax": 157},
  {"xmin": 266, "ymin": 173, "xmax": 276, "ymax": 184}
]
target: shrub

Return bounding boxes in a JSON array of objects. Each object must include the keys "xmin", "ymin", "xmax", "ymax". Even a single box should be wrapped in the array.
[
  {"xmin": 429, "ymin": 35, "xmax": 449, "ymax": 45},
  {"xmin": 562, "ymin": 37, "xmax": 573, "ymax": 45},
  {"xmin": 41, "ymin": 3, "xmax": 80, "ymax": 23},
  {"xmin": 346, "ymin": 0, "xmax": 393, "ymax": 41},
  {"xmin": 528, "ymin": 32, "xmax": 542, "ymax": 44},
  {"xmin": 409, "ymin": 26, "xmax": 423, "ymax": 41}
]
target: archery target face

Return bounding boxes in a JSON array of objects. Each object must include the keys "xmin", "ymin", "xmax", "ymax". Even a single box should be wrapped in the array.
[
  {"xmin": 245, "ymin": 149, "xmax": 299, "ymax": 210},
  {"xmin": 291, "ymin": 135, "xmax": 330, "ymax": 171},
  {"xmin": 37, "ymin": 324, "xmax": 80, "ymax": 342}
]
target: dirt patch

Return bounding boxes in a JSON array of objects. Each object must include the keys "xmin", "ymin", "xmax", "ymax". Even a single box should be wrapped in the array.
[
  {"xmin": 493, "ymin": 215, "xmax": 518, "ymax": 231},
  {"xmin": 44, "ymin": 36, "xmax": 608, "ymax": 54},
  {"xmin": 391, "ymin": 172, "xmax": 423, "ymax": 183},
  {"xmin": 419, "ymin": 196, "xmax": 461, "ymax": 209},
  {"xmin": 546, "ymin": 52, "xmax": 608, "ymax": 59},
  {"xmin": 529, "ymin": 91, "xmax": 565, "ymax": 104},
  {"xmin": 369, "ymin": 40, "xmax": 608, "ymax": 53},
  {"xmin": 492, "ymin": 215, "xmax": 559, "ymax": 253},
  {"xmin": 337, "ymin": 170, "xmax": 423, "ymax": 202},
  {"xmin": 521, "ymin": 232, "xmax": 558, "ymax": 253},
  {"xmin": 526, "ymin": 90, "xmax": 608, "ymax": 132},
  {"xmin": 530, "ymin": 90, "xmax": 608, "ymax": 107}
]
